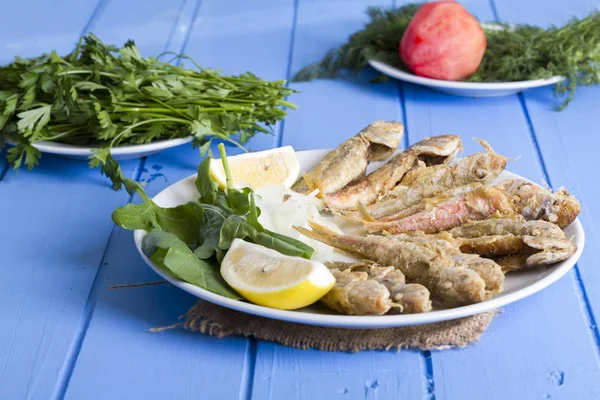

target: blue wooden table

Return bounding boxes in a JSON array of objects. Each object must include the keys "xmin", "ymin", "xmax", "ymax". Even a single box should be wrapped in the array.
[{"xmin": 1, "ymin": 1, "xmax": 599, "ymax": 399}]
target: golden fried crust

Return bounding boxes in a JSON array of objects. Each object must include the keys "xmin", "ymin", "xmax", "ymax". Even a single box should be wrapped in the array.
[{"xmin": 291, "ymin": 121, "xmax": 403, "ymax": 195}]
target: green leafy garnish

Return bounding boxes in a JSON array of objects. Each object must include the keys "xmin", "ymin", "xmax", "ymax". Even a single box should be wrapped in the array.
[
  {"xmin": 293, "ymin": 4, "xmax": 600, "ymax": 109},
  {"xmin": 110, "ymin": 145, "xmax": 313, "ymax": 298},
  {"xmin": 142, "ymin": 229, "xmax": 240, "ymax": 299},
  {"xmin": 0, "ymin": 33, "xmax": 297, "ymax": 179},
  {"xmin": 218, "ymin": 214, "xmax": 312, "ymax": 258}
]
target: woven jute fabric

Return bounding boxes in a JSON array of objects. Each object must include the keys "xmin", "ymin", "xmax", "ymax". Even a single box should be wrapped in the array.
[{"xmin": 174, "ymin": 300, "xmax": 499, "ymax": 352}]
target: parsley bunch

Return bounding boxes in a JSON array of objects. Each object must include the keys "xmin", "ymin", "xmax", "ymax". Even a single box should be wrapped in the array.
[
  {"xmin": 0, "ymin": 34, "xmax": 296, "ymax": 172},
  {"xmin": 294, "ymin": 4, "xmax": 600, "ymax": 109}
]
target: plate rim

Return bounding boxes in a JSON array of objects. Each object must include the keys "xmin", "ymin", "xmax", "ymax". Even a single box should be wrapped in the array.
[
  {"xmin": 133, "ymin": 149, "xmax": 585, "ymax": 329},
  {"xmin": 368, "ymin": 59, "xmax": 564, "ymax": 90},
  {"xmin": 5, "ymin": 136, "xmax": 193, "ymax": 156}
]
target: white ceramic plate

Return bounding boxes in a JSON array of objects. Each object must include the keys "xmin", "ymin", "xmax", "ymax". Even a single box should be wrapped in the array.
[
  {"xmin": 368, "ymin": 59, "xmax": 563, "ymax": 98},
  {"xmin": 7, "ymin": 136, "xmax": 193, "ymax": 161},
  {"xmin": 133, "ymin": 149, "xmax": 584, "ymax": 329}
]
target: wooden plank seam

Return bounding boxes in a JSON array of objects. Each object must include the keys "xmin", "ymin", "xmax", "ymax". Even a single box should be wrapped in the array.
[
  {"xmin": 51, "ymin": 1, "xmax": 203, "ymax": 398},
  {"xmin": 489, "ymin": 0, "xmax": 600, "ymax": 361},
  {"xmin": 517, "ymin": 93, "xmax": 600, "ymax": 358},
  {"xmin": 275, "ymin": 0, "xmax": 300, "ymax": 149},
  {"xmin": 396, "ymin": 78, "xmax": 437, "ymax": 399},
  {"xmin": 240, "ymin": 1, "xmax": 300, "ymax": 399}
]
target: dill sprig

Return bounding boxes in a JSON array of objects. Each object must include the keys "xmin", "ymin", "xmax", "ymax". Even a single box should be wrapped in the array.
[{"xmin": 293, "ymin": 4, "xmax": 600, "ymax": 109}]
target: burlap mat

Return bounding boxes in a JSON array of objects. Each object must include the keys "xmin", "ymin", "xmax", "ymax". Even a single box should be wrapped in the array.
[{"xmin": 169, "ymin": 300, "xmax": 500, "ymax": 352}]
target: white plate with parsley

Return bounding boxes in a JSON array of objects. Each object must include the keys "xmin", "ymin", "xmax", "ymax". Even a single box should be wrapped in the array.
[{"xmin": 24, "ymin": 136, "xmax": 193, "ymax": 160}]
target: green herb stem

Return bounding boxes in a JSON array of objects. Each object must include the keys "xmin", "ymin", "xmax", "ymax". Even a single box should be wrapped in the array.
[{"xmin": 218, "ymin": 143, "xmax": 234, "ymax": 190}]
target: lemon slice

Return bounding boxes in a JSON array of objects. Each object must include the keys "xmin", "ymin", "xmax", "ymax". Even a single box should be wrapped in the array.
[
  {"xmin": 210, "ymin": 146, "xmax": 300, "ymax": 189},
  {"xmin": 221, "ymin": 239, "xmax": 335, "ymax": 310}
]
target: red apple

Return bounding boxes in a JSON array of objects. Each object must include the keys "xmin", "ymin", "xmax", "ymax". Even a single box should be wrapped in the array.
[{"xmin": 399, "ymin": 0, "xmax": 487, "ymax": 81}]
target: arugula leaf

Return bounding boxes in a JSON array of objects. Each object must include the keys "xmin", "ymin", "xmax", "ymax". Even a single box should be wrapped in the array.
[
  {"xmin": 113, "ymin": 200, "xmax": 204, "ymax": 246},
  {"xmin": 265, "ymin": 230, "xmax": 314, "ymax": 257},
  {"xmin": 219, "ymin": 215, "xmax": 313, "ymax": 259},
  {"xmin": 194, "ymin": 204, "xmax": 227, "ymax": 259},
  {"xmin": 100, "ymin": 150, "xmax": 204, "ymax": 246},
  {"xmin": 195, "ymin": 157, "xmax": 217, "ymax": 205},
  {"xmin": 142, "ymin": 229, "xmax": 240, "ymax": 299},
  {"xmin": 217, "ymin": 143, "xmax": 252, "ymax": 215},
  {"xmin": 246, "ymin": 193, "xmax": 263, "ymax": 231},
  {"xmin": 105, "ymin": 142, "xmax": 314, "ymax": 301},
  {"xmin": 89, "ymin": 148, "xmax": 135, "ymax": 192}
]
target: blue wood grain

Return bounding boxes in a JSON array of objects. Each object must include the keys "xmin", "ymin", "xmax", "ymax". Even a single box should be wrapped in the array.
[
  {"xmin": 0, "ymin": 1, "xmax": 195, "ymax": 399},
  {"xmin": 1, "ymin": 0, "xmax": 598, "ymax": 399},
  {"xmin": 0, "ymin": 0, "xmax": 101, "ymax": 64},
  {"xmin": 497, "ymin": 0, "xmax": 600, "ymax": 363},
  {"xmin": 0, "ymin": 2, "xmax": 132, "ymax": 399},
  {"xmin": 403, "ymin": 87, "xmax": 600, "ymax": 399},
  {"xmin": 252, "ymin": 1, "xmax": 425, "ymax": 399},
  {"xmin": 63, "ymin": 1, "xmax": 298, "ymax": 398},
  {"xmin": 403, "ymin": 1, "xmax": 600, "ymax": 399}
]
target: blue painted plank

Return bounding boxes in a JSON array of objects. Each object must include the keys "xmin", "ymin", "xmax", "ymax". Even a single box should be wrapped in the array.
[
  {"xmin": 252, "ymin": 1, "xmax": 425, "ymax": 399},
  {"xmin": 0, "ymin": 1, "xmax": 192, "ymax": 399},
  {"xmin": 403, "ymin": 87, "xmax": 600, "ymax": 400},
  {"xmin": 63, "ymin": 1, "xmax": 298, "ymax": 399},
  {"xmin": 182, "ymin": 0, "xmax": 298, "ymax": 151},
  {"xmin": 283, "ymin": 0, "xmax": 403, "ymax": 152},
  {"xmin": 253, "ymin": 344, "xmax": 424, "ymax": 400},
  {"xmin": 0, "ymin": 0, "xmax": 100, "ymax": 64},
  {"xmin": 498, "ymin": 0, "xmax": 600, "ymax": 364},
  {"xmin": 402, "ymin": 1, "xmax": 600, "ymax": 399}
]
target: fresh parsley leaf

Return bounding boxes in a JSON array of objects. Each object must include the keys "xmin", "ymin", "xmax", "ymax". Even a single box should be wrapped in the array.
[
  {"xmin": 6, "ymin": 144, "xmax": 41, "ymax": 170},
  {"xmin": 16, "ymin": 104, "xmax": 52, "ymax": 134}
]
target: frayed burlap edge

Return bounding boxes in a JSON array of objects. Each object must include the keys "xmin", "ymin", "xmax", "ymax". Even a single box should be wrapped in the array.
[{"xmin": 163, "ymin": 300, "xmax": 500, "ymax": 352}]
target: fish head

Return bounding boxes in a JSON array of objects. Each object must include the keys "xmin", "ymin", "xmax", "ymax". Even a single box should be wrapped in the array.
[
  {"xmin": 461, "ymin": 151, "xmax": 508, "ymax": 184},
  {"xmin": 546, "ymin": 188, "xmax": 581, "ymax": 227},
  {"xmin": 362, "ymin": 121, "xmax": 404, "ymax": 161},
  {"xmin": 460, "ymin": 138, "xmax": 508, "ymax": 183},
  {"xmin": 412, "ymin": 134, "xmax": 463, "ymax": 166}
]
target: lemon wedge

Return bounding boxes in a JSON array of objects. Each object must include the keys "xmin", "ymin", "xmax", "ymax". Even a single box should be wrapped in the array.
[
  {"xmin": 221, "ymin": 239, "xmax": 335, "ymax": 310},
  {"xmin": 210, "ymin": 146, "xmax": 300, "ymax": 189}
]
